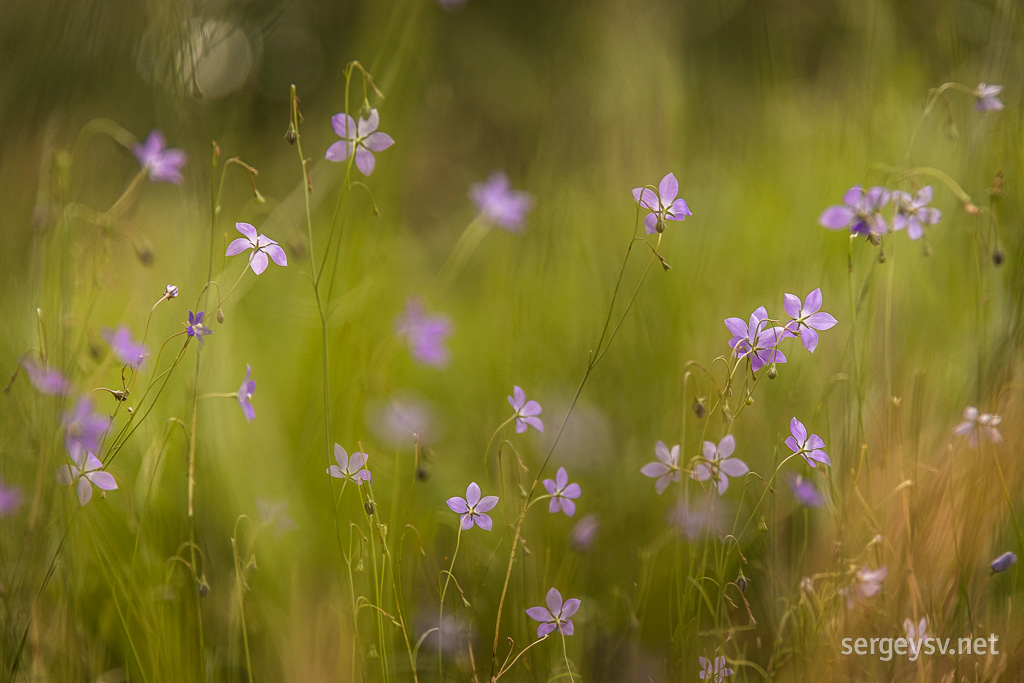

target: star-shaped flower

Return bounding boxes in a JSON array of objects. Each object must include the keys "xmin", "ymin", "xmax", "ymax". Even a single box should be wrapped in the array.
[
  {"xmin": 641, "ymin": 441, "xmax": 682, "ymax": 495},
  {"xmin": 469, "ymin": 171, "xmax": 534, "ymax": 232},
  {"xmin": 395, "ymin": 299, "xmax": 452, "ymax": 367},
  {"xmin": 56, "ymin": 445, "xmax": 118, "ymax": 506},
  {"xmin": 186, "ymin": 310, "xmax": 213, "ymax": 345},
  {"xmin": 892, "ymin": 186, "xmax": 941, "ymax": 240},
  {"xmin": 226, "ymin": 222, "xmax": 288, "ymax": 275},
  {"xmin": 237, "ymin": 364, "xmax": 256, "ymax": 422},
  {"xmin": 698, "ymin": 655, "xmax": 734, "ymax": 682},
  {"xmin": 953, "ymin": 406, "xmax": 1002, "ymax": 447},
  {"xmin": 819, "ymin": 186, "xmax": 891, "ymax": 241},
  {"xmin": 102, "ymin": 326, "xmax": 149, "ymax": 368},
  {"xmin": 692, "ymin": 435, "xmax": 749, "ymax": 495},
  {"xmin": 525, "ymin": 587, "xmax": 581, "ymax": 638},
  {"xmin": 325, "ymin": 108, "xmax": 395, "ymax": 176},
  {"xmin": 542, "ymin": 467, "xmax": 582, "ymax": 516},
  {"xmin": 787, "ymin": 474, "xmax": 824, "ymax": 507},
  {"xmin": 974, "ymin": 83, "xmax": 1004, "ymax": 111},
  {"xmin": 446, "ymin": 482, "xmax": 498, "ymax": 531},
  {"xmin": 724, "ymin": 306, "xmax": 787, "ymax": 372},
  {"xmin": 21, "ymin": 359, "xmax": 72, "ymax": 395},
  {"xmin": 327, "ymin": 444, "xmax": 372, "ymax": 484},
  {"xmin": 508, "ymin": 386, "xmax": 544, "ymax": 433},
  {"xmin": 132, "ymin": 130, "xmax": 186, "ymax": 185},
  {"xmin": 632, "ymin": 172, "xmax": 692, "ymax": 235},
  {"xmin": 783, "ymin": 288, "xmax": 837, "ymax": 353},
  {"xmin": 785, "ymin": 417, "xmax": 831, "ymax": 467}
]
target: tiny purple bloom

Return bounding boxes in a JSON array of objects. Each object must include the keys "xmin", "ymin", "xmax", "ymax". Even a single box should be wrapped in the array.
[
  {"xmin": 226, "ymin": 222, "xmax": 288, "ymax": 275},
  {"xmin": 132, "ymin": 130, "xmax": 186, "ymax": 185},
  {"xmin": 102, "ymin": 326, "xmax": 149, "ymax": 368},
  {"xmin": 631, "ymin": 172, "xmax": 692, "ymax": 235},
  {"xmin": 783, "ymin": 288, "xmax": 837, "ymax": 353},
  {"xmin": 787, "ymin": 474, "xmax": 824, "ymax": 507},
  {"xmin": 63, "ymin": 396, "xmax": 109, "ymax": 455},
  {"xmin": 469, "ymin": 171, "xmax": 534, "ymax": 232},
  {"xmin": 237, "ymin": 364, "xmax": 256, "ymax": 422},
  {"xmin": 892, "ymin": 186, "xmax": 941, "ymax": 240},
  {"xmin": 325, "ymin": 108, "xmax": 394, "ymax": 176},
  {"xmin": 186, "ymin": 310, "xmax": 213, "ymax": 346},
  {"xmin": 570, "ymin": 513, "xmax": 599, "ymax": 551},
  {"xmin": 692, "ymin": 435, "xmax": 749, "ymax": 495},
  {"xmin": 641, "ymin": 441, "xmax": 681, "ymax": 495},
  {"xmin": 698, "ymin": 655, "xmax": 734, "ymax": 681},
  {"xmin": 395, "ymin": 299, "xmax": 452, "ymax": 367},
  {"xmin": 954, "ymin": 406, "xmax": 1002, "ymax": 448},
  {"xmin": 841, "ymin": 566, "xmax": 886, "ymax": 608},
  {"xmin": 446, "ymin": 482, "xmax": 499, "ymax": 531},
  {"xmin": 163, "ymin": 284, "xmax": 179, "ymax": 300},
  {"xmin": 56, "ymin": 445, "xmax": 118, "ymax": 506},
  {"xmin": 21, "ymin": 359, "xmax": 72, "ymax": 395},
  {"xmin": 543, "ymin": 467, "xmax": 582, "ymax": 516},
  {"xmin": 525, "ymin": 587, "xmax": 580, "ymax": 638},
  {"xmin": 785, "ymin": 417, "xmax": 831, "ymax": 467},
  {"xmin": 818, "ymin": 185, "xmax": 891, "ymax": 240},
  {"xmin": 974, "ymin": 83, "xmax": 1004, "ymax": 111},
  {"xmin": 724, "ymin": 306, "xmax": 787, "ymax": 372},
  {"xmin": 508, "ymin": 386, "xmax": 544, "ymax": 433},
  {"xmin": 991, "ymin": 551, "xmax": 1017, "ymax": 573},
  {"xmin": 904, "ymin": 617, "xmax": 929, "ymax": 654},
  {"xmin": 327, "ymin": 444, "xmax": 372, "ymax": 485},
  {"xmin": 0, "ymin": 478, "xmax": 22, "ymax": 515}
]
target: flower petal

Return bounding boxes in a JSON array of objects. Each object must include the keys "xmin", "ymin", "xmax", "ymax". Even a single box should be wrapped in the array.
[
  {"xmin": 331, "ymin": 113, "xmax": 356, "ymax": 139},
  {"xmin": 235, "ymin": 222, "xmax": 258, "ymax": 241},
  {"xmin": 355, "ymin": 147, "xmax": 376, "ymax": 176},
  {"xmin": 264, "ymin": 244, "xmax": 288, "ymax": 267},
  {"xmin": 465, "ymin": 482, "xmax": 481, "ymax": 506},
  {"xmin": 545, "ymin": 587, "xmax": 563, "ymax": 614},
  {"xmin": 525, "ymin": 606, "xmax": 553, "ymax": 622},
  {"xmin": 446, "ymin": 496, "xmax": 469, "ymax": 514},
  {"xmin": 659, "ymin": 173, "xmax": 679, "ymax": 204},
  {"xmin": 718, "ymin": 434, "xmax": 735, "ymax": 459},
  {"xmin": 249, "ymin": 251, "xmax": 269, "ymax": 275},
  {"xmin": 77, "ymin": 477, "xmax": 93, "ymax": 506},
  {"xmin": 86, "ymin": 471, "xmax": 117, "ymax": 491},
  {"xmin": 325, "ymin": 140, "xmax": 352, "ymax": 162},
  {"xmin": 476, "ymin": 495, "xmax": 499, "ymax": 513},
  {"xmin": 226, "ymin": 237, "xmax": 253, "ymax": 256},
  {"xmin": 363, "ymin": 132, "xmax": 394, "ymax": 152},
  {"xmin": 819, "ymin": 206, "xmax": 855, "ymax": 229},
  {"xmin": 475, "ymin": 512, "xmax": 493, "ymax": 531}
]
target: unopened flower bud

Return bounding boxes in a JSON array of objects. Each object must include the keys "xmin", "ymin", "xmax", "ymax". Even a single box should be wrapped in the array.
[
  {"xmin": 757, "ymin": 516, "xmax": 768, "ymax": 533},
  {"xmin": 197, "ymin": 577, "xmax": 210, "ymax": 598},
  {"xmin": 655, "ymin": 218, "xmax": 666, "ymax": 234},
  {"xmin": 693, "ymin": 399, "xmax": 707, "ymax": 419},
  {"xmin": 416, "ymin": 466, "xmax": 429, "ymax": 482},
  {"xmin": 877, "ymin": 250, "xmax": 886, "ymax": 264},
  {"xmin": 164, "ymin": 284, "xmax": 179, "ymax": 300},
  {"xmin": 745, "ymin": 396, "xmax": 755, "ymax": 406},
  {"xmin": 736, "ymin": 575, "xmax": 749, "ymax": 593},
  {"xmin": 992, "ymin": 248, "xmax": 1005, "ymax": 266},
  {"xmin": 285, "ymin": 125, "xmax": 297, "ymax": 145},
  {"xmin": 216, "ymin": 308, "xmax": 225, "ymax": 324},
  {"xmin": 963, "ymin": 202, "xmax": 982, "ymax": 216},
  {"xmin": 364, "ymin": 500, "xmax": 375, "ymax": 516},
  {"xmin": 991, "ymin": 551, "xmax": 1017, "ymax": 573},
  {"xmin": 767, "ymin": 365, "xmax": 777, "ymax": 379}
]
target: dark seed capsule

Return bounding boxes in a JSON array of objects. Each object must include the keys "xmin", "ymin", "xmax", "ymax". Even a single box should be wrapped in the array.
[
  {"xmin": 364, "ymin": 500, "xmax": 375, "ymax": 516},
  {"xmin": 197, "ymin": 578, "xmax": 210, "ymax": 598},
  {"xmin": 993, "ymin": 248, "xmax": 1005, "ymax": 266},
  {"xmin": 736, "ymin": 576, "xmax": 749, "ymax": 593},
  {"xmin": 416, "ymin": 467, "xmax": 429, "ymax": 482},
  {"xmin": 693, "ymin": 399, "xmax": 706, "ymax": 419}
]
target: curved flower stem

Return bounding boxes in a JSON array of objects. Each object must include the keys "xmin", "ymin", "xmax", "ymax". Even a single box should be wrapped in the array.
[
  {"xmin": 905, "ymin": 82, "xmax": 975, "ymax": 163},
  {"xmin": 483, "ymin": 416, "xmax": 516, "ymax": 469},
  {"xmin": 560, "ymin": 630, "xmax": 576, "ymax": 683},
  {"xmin": 438, "ymin": 526, "xmax": 463, "ymax": 681}
]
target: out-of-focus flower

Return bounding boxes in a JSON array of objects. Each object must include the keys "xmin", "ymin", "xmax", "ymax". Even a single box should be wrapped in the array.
[
  {"xmin": 395, "ymin": 299, "xmax": 452, "ymax": 367},
  {"xmin": 132, "ymin": 130, "xmax": 186, "ymax": 185},
  {"xmin": 892, "ymin": 186, "xmax": 941, "ymax": 240},
  {"xmin": 163, "ymin": 284, "xmax": 179, "ymax": 300},
  {"xmin": 632, "ymin": 172, "xmax": 692, "ymax": 235},
  {"xmin": 56, "ymin": 445, "xmax": 118, "ymax": 506},
  {"xmin": 787, "ymin": 474, "xmax": 824, "ymax": 507},
  {"xmin": 63, "ymin": 396, "xmax": 109, "ymax": 455},
  {"xmin": 698, "ymin": 655, "xmax": 734, "ymax": 682},
  {"xmin": 436, "ymin": 0, "xmax": 468, "ymax": 8},
  {"xmin": 543, "ymin": 467, "xmax": 581, "ymax": 516},
  {"xmin": 0, "ymin": 478, "xmax": 22, "ymax": 515},
  {"xmin": 819, "ymin": 186, "xmax": 891, "ymax": 240},
  {"xmin": 469, "ymin": 171, "xmax": 534, "ymax": 232},
  {"xmin": 525, "ymin": 587, "xmax": 580, "ymax": 638},
  {"xmin": 991, "ymin": 551, "xmax": 1017, "ymax": 573},
  {"xmin": 226, "ymin": 222, "xmax": 287, "ymax": 275},
  {"xmin": 369, "ymin": 394, "xmax": 434, "ymax": 447},
  {"xmin": 570, "ymin": 513, "xmax": 599, "ymax": 551},
  {"xmin": 508, "ymin": 385, "xmax": 544, "ymax": 433},
  {"xmin": 102, "ymin": 326, "xmax": 148, "ymax": 368},
  {"xmin": 327, "ymin": 444, "xmax": 372, "ymax": 484},
  {"xmin": 692, "ymin": 435, "xmax": 749, "ymax": 495},
  {"xmin": 785, "ymin": 417, "xmax": 831, "ymax": 467},
  {"xmin": 974, "ymin": 83, "xmax": 1004, "ymax": 111},
  {"xmin": 325, "ymin": 108, "xmax": 394, "ymax": 176},
  {"xmin": 954, "ymin": 406, "xmax": 1002, "ymax": 447},
  {"xmin": 783, "ymin": 289, "xmax": 837, "ymax": 353},
  {"xmin": 237, "ymin": 365, "xmax": 256, "ymax": 422},
  {"xmin": 641, "ymin": 441, "xmax": 682, "ymax": 495},
  {"xmin": 841, "ymin": 566, "xmax": 887, "ymax": 608},
  {"xmin": 21, "ymin": 359, "xmax": 72, "ymax": 395},
  {"xmin": 669, "ymin": 501, "xmax": 720, "ymax": 540},
  {"xmin": 904, "ymin": 617, "xmax": 928, "ymax": 655},
  {"xmin": 724, "ymin": 306, "xmax": 787, "ymax": 372},
  {"xmin": 446, "ymin": 482, "xmax": 498, "ymax": 531},
  {"xmin": 256, "ymin": 499, "xmax": 297, "ymax": 534},
  {"xmin": 186, "ymin": 310, "xmax": 213, "ymax": 345}
]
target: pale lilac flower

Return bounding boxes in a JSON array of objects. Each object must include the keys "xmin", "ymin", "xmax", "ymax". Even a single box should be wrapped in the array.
[
  {"xmin": 327, "ymin": 444, "xmax": 372, "ymax": 485},
  {"xmin": 63, "ymin": 396, "xmax": 109, "ymax": 455},
  {"xmin": 446, "ymin": 482, "xmax": 498, "ymax": 531},
  {"xmin": 787, "ymin": 474, "xmax": 824, "ymax": 507},
  {"xmin": 819, "ymin": 186, "xmax": 891, "ymax": 239},
  {"xmin": 56, "ymin": 445, "xmax": 118, "ymax": 506},
  {"xmin": 395, "ymin": 299, "xmax": 452, "ymax": 367},
  {"xmin": 525, "ymin": 587, "xmax": 580, "ymax": 638},
  {"xmin": 163, "ymin": 284, "xmax": 179, "ymax": 300},
  {"xmin": 954, "ymin": 406, "xmax": 1002, "ymax": 447},
  {"xmin": 991, "ymin": 551, "xmax": 1017, "ymax": 573},
  {"xmin": 543, "ymin": 467, "xmax": 581, "ymax": 516},
  {"xmin": 974, "ymin": 83, "xmax": 1004, "ymax": 111},
  {"xmin": 0, "ymin": 478, "xmax": 22, "ymax": 515},
  {"xmin": 570, "ymin": 513, "xmax": 599, "ymax": 551},
  {"xmin": 185, "ymin": 310, "xmax": 213, "ymax": 345},
  {"xmin": 698, "ymin": 655, "xmax": 734, "ymax": 681},
  {"xmin": 325, "ymin": 108, "xmax": 394, "ymax": 176},
  {"xmin": 631, "ymin": 172, "xmax": 692, "ymax": 235},
  {"xmin": 692, "ymin": 435, "xmax": 749, "ymax": 495},
  {"xmin": 469, "ymin": 171, "xmax": 534, "ymax": 232},
  {"xmin": 237, "ymin": 364, "xmax": 255, "ymax": 422},
  {"xmin": 132, "ymin": 130, "xmax": 186, "ymax": 185},
  {"xmin": 419, "ymin": 614, "xmax": 472, "ymax": 656},
  {"xmin": 226, "ymin": 222, "xmax": 288, "ymax": 275},
  {"xmin": 508, "ymin": 385, "xmax": 544, "ymax": 433},
  {"xmin": 370, "ymin": 394, "xmax": 434, "ymax": 447},
  {"xmin": 102, "ymin": 326, "xmax": 148, "ymax": 368},
  {"xmin": 724, "ymin": 306, "xmax": 787, "ymax": 372},
  {"xmin": 904, "ymin": 617, "xmax": 928, "ymax": 654},
  {"xmin": 256, "ymin": 499, "xmax": 297, "ymax": 534},
  {"xmin": 892, "ymin": 186, "xmax": 941, "ymax": 240},
  {"xmin": 669, "ymin": 501, "xmax": 719, "ymax": 540},
  {"xmin": 640, "ymin": 441, "xmax": 681, "ymax": 495},
  {"xmin": 783, "ymin": 289, "xmax": 837, "ymax": 353},
  {"xmin": 21, "ymin": 359, "xmax": 71, "ymax": 395},
  {"xmin": 785, "ymin": 417, "xmax": 831, "ymax": 467},
  {"xmin": 841, "ymin": 566, "xmax": 887, "ymax": 608}
]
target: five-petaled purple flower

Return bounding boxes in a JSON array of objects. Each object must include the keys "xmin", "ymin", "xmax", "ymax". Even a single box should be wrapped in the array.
[
  {"xmin": 525, "ymin": 587, "xmax": 580, "ymax": 638},
  {"xmin": 469, "ymin": 171, "xmax": 534, "ymax": 232},
  {"xmin": 508, "ymin": 385, "xmax": 544, "ymax": 433},
  {"xmin": 698, "ymin": 655, "xmax": 734, "ymax": 682},
  {"xmin": 395, "ymin": 299, "xmax": 452, "ymax": 367},
  {"xmin": 186, "ymin": 310, "xmax": 213, "ymax": 346},
  {"xmin": 892, "ymin": 186, "xmax": 941, "ymax": 240},
  {"xmin": 132, "ymin": 130, "xmax": 186, "ymax": 185},
  {"xmin": 724, "ymin": 306, "xmax": 787, "ymax": 372},
  {"xmin": 991, "ymin": 551, "xmax": 1017, "ymax": 573},
  {"xmin": 787, "ymin": 474, "xmax": 824, "ymax": 507},
  {"xmin": 785, "ymin": 417, "xmax": 831, "ymax": 467},
  {"xmin": 63, "ymin": 396, "xmax": 109, "ymax": 455},
  {"xmin": 237, "ymin": 364, "xmax": 256, "ymax": 422},
  {"xmin": 641, "ymin": 441, "xmax": 682, "ymax": 495},
  {"xmin": 102, "ymin": 326, "xmax": 149, "ymax": 368},
  {"xmin": 632, "ymin": 172, "xmax": 692, "ymax": 235},
  {"xmin": 56, "ymin": 445, "xmax": 118, "ymax": 506},
  {"xmin": 953, "ymin": 406, "xmax": 1002, "ymax": 447},
  {"xmin": 325, "ymin": 108, "xmax": 395, "ymax": 176},
  {"xmin": 226, "ymin": 222, "xmax": 288, "ymax": 275},
  {"xmin": 570, "ymin": 513, "xmax": 599, "ymax": 551},
  {"xmin": 974, "ymin": 83, "xmax": 1004, "ymax": 111},
  {"xmin": 0, "ymin": 477, "xmax": 22, "ymax": 516},
  {"xmin": 21, "ymin": 359, "xmax": 72, "ymax": 395},
  {"xmin": 692, "ymin": 435, "xmax": 749, "ymax": 495},
  {"xmin": 783, "ymin": 289, "xmax": 837, "ymax": 353},
  {"xmin": 446, "ymin": 482, "xmax": 498, "ymax": 531},
  {"xmin": 543, "ymin": 467, "xmax": 581, "ymax": 516},
  {"xmin": 819, "ymin": 186, "xmax": 891, "ymax": 240},
  {"xmin": 327, "ymin": 444, "xmax": 372, "ymax": 484}
]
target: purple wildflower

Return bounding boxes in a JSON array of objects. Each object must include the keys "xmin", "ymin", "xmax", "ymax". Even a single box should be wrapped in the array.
[
  {"xmin": 525, "ymin": 587, "xmax": 580, "ymax": 638},
  {"xmin": 237, "ymin": 364, "xmax": 256, "ymax": 422},
  {"xmin": 543, "ymin": 467, "xmax": 582, "ymax": 516},
  {"xmin": 570, "ymin": 513, "xmax": 599, "ymax": 551},
  {"xmin": 325, "ymin": 108, "xmax": 394, "ymax": 176},
  {"xmin": 132, "ymin": 130, "xmax": 186, "ymax": 185},
  {"xmin": 787, "ymin": 474, "xmax": 824, "ymax": 507},
  {"xmin": 991, "ymin": 551, "xmax": 1017, "ymax": 573},
  {"xmin": 508, "ymin": 385, "xmax": 544, "ymax": 433},
  {"xmin": 446, "ymin": 482, "xmax": 499, "ymax": 531},
  {"xmin": 904, "ymin": 617, "xmax": 928, "ymax": 653},
  {"xmin": 641, "ymin": 441, "xmax": 682, "ymax": 495},
  {"xmin": 974, "ymin": 83, "xmax": 1004, "ymax": 111},
  {"xmin": 841, "ymin": 566, "xmax": 886, "ymax": 609},
  {"xmin": 102, "ymin": 326, "xmax": 149, "ymax": 368},
  {"xmin": 698, "ymin": 656, "xmax": 734, "ymax": 682},
  {"xmin": 669, "ymin": 501, "xmax": 720, "ymax": 540},
  {"xmin": 63, "ymin": 396, "xmax": 109, "ymax": 455},
  {"xmin": 783, "ymin": 288, "xmax": 837, "ymax": 353},
  {"xmin": 185, "ymin": 310, "xmax": 213, "ymax": 346},
  {"xmin": 954, "ymin": 406, "xmax": 1002, "ymax": 447},
  {"xmin": 724, "ymin": 306, "xmax": 787, "ymax": 372},
  {"xmin": 631, "ymin": 172, "xmax": 692, "ymax": 235},
  {"xmin": 818, "ymin": 186, "xmax": 891, "ymax": 240},
  {"xmin": 163, "ymin": 284, "xmax": 179, "ymax": 300},
  {"xmin": 226, "ymin": 222, "xmax": 288, "ymax": 275},
  {"xmin": 785, "ymin": 417, "xmax": 831, "ymax": 467},
  {"xmin": 256, "ymin": 499, "xmax": 297, "ymax": 534},
  {"xmin": 21, "ymin": 359, "xmax": 71, "ymax": 395},
  {"xmin": 56, "ymin": 445, "xmax": 118, "ymax": 506},
  {"xmin": 0, "ymin": 478, "xmax": 22, "ymax": 515},
  {"xmin": 395, "ymin": 299, "xmax": 452, "ymax": 367},
  {"xmin": 692, "ymin": 435, "xmax": 749, "ymax": 495},
  {"xmin": 469, "ymin": 171, "xmax": 534, "ymax": 232},
  {"xmin": 892, "ymin": 186, "xmax": 941, "ymax": 240},
  {"xmin": 327, "ymin": 444, "xmax": 372, "ymax": 485}
]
